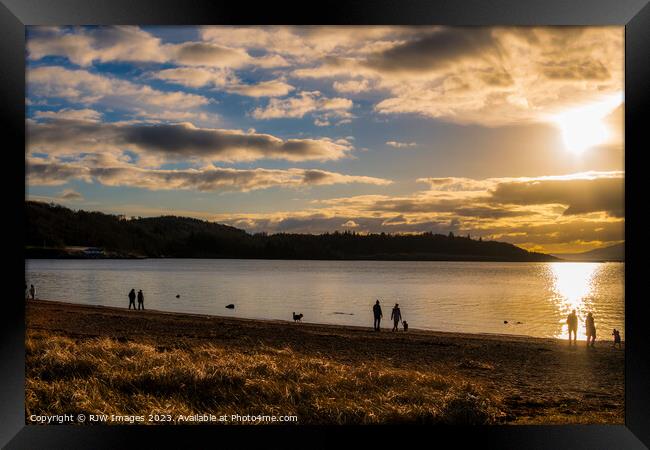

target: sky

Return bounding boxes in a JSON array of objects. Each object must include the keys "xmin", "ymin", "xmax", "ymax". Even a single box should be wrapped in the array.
[{"xmin": 25, "ymin": 26, "xmax": 625, "ymax": 254}]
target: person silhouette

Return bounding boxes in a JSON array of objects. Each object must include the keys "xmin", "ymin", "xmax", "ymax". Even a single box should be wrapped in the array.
[
  {"xmin": 128, "ymin": 288, "xmax": 136, "ymax": 310},
  {"xmin": 391, "ymin": 303, "xmax": 402, "ymax": 332},
  {"xmin": 29, "ymin": 284, "xmax": 35, "ymax": 301},
  {"xmin": 567, "ymin": 309, "xmax": 578, "ymax": 345},
  {"xmin": 585, "ymin": 312, "xmax": 596, "ymax": 347},
  {"xmin": 611, "ymin": 329, "xmax": 621, "ymax": 349},
  {"xmin": 137, "ymin": 289, "xmax": 144, "ymax": 310},
  {"xmin": 373, "ymin": 300, "xmax": 383, "ymax": 331}
]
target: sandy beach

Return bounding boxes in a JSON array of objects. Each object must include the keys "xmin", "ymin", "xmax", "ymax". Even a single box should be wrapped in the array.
[{"xmin": 25, "ymin": 299, "xmax": 624, "ymax": 425}]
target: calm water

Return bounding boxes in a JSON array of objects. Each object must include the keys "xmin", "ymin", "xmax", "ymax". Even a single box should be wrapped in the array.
[{"xmin": 25, "ymin": 259, "xmax": 624, "ymax": 340}]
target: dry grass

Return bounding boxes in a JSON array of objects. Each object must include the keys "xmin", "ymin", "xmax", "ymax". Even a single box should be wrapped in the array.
[{"xmin": 26, "ymin": 330, "xmax": 507, "ymax": 425}]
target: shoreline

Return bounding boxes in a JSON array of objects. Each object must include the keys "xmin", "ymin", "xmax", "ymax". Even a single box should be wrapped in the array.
[
  {"xmin": 26, "ymin": 255, "xmax": 624, "ymax": 263},
  {"xmin": 25, "ymin": 253, "xmax": 562, "ymax": 262},
  {"xmin": 26, "ymin": 299, "xmax": 625, "ymax": 424},
  {"xmin": 29, "ymin": 298, "xmax": 561, "ymax": 343}
]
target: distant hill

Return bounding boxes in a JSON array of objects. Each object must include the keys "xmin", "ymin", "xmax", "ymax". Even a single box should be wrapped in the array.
[
  {"xmin": 552, "ymin": 243, "xmax": 624, "ymax": 262},
  {"xmin": 25, "ymin": 201, "xmax": 558, "ymax": 262}
]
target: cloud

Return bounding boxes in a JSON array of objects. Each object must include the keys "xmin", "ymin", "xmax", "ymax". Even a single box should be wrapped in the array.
[
  {"xmin": 416, "ymin": 177, "xmax": 491, "ymax": 191},
  {"xmin": 28, "ymin": 119, "xmax": 355, "ymax": 163},
  {"xmin": 58, "ymin": 188, "xmax": 84, "ymax": 201},
  {"xmin": 27, "ymin": 26, "xmax": 289, "ymax": 69},
  {"xmin": 27, "ymin": 26, "xmax": 624, "ymax": 128},
  {"xmin": 170, "ymin": 42, "xmax": 252, "ymax": 67},
  {"xmin": 27, "ymin": 66, "xmax": 211, "ymax": 121},
  {"xmin": 27, "ymin": 158, "xmax": 391, "ymax": 192},
  {"xmin": 386, "ymin": 140, "xmax": 417, "ymax": 149},
  {"xmin": 489, "ymin": 173, "xmax": 624, "ymax": 217},
  {"xmin": 199, "ymin": 26, "xmax": 412, "ymax": 61},
  {"xmin": 225, "ymin": 79, "xmax": 295, "ymax": 98},
  {"xmin": 341, "ymin": 220, "xmax": 359, "ymax": 228},
  {"xmin": 251, "ymin": 91, "xmax": 354, "ymax": 125},
  {"xmin": 483, "ymin": 219, "xmax": 624, "ymax": 253},
  {"xmin": 364, "ymin": 28, "xmax": 497, "ymax": 73},
  {"xmin": 541, "ymin": 59, "xmax": 610, "ymax": 80},
  {"xmin": 333, "ymin": 79, "xmax": 370, "ymax": 94},
  {"xmin": 33, "ymin": 108, "xmax": 102, "ymax": 122},
  {"xmin": 153, "ymin": 67, "xmax": 295, "ymax": 98},
  {"xmin": 220, "ymin": 213, "xmax": 460, "ymax": 236},
  {"xmin": 153, "ymin": 67, "xmax": 234, "ymax": 88},
  {"xmin": 27, "ymin": 26, "xmax": 168, "ymax": 66},
  {"xmin": 292, "ymin": 27, "xmax": 624, "ymax": 127}
]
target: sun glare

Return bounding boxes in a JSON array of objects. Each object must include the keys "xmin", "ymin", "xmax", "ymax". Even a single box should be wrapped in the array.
[
  {"xmin": 549, "ymin": 262, "xmax": 600, "ymax": 339},
  {"xmin": 552, "ymin": 93, "xmax": 623, "ymax": 155}
]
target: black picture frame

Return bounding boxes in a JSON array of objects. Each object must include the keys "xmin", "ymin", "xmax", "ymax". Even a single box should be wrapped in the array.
[{"xmin": 2, "ymin": 1, "xmax": 649, "ymax": 448}]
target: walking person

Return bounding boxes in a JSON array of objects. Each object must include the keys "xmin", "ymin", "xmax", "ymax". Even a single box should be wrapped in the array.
[
  {"xmin": 128, "ymin": 288, "xmax": 136, "ymax": 310},
  {"xmin": 373, "ymin": 300, "xmax": 383, "ymax": 331},
  {"xmin": 29, "ymin": 284, "xmax": 35, "ymax": 301},
  {"xmin": 391, "ymin": 303, "xmax": 402, "ymax": 332},
  {"xmin": 137, "ymin": 289, "xmax": 145, "ymax": 310},
  {"xmin": 566, "ymin": 309, "xmax": 578, "ymax": 345},
  {"xmin": 586, "ymin": 312, "xmax": 596, "ymax": 348}
]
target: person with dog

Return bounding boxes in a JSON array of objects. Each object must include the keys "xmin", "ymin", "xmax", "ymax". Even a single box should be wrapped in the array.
[
  {"xmin": 391, "ymin": 303, "xmax": 402, "ymax": 332},
  {"xmin": 128, "ymin": 288, "xmax": 136, "ymax": 310},
  {"xmin": 566, "ymin": 309, "xmax": 578, "ymax": 345},
  {"xmin": 373, "ymin": 300, "xmax": 383, "ymax": 331},
  {"xmin": 585, "ymin": 312, "xmax": 596, "ymax": 347}
]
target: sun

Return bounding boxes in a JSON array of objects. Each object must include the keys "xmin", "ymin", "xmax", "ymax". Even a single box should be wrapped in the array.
[
  {"xmin": 555, "ymin": 111, "xmax": 609, "ymax": 155},
  {"xmin": 551, "ymin": 93, "xmax": 623, "ymax": 155}
]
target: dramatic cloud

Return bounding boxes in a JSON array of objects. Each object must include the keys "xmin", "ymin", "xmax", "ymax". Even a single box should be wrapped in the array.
[
  {"xmin": 292, "ymin": 27, "xmax": 624, "ymax": 127},
  {"xmin": 489, "ymin": 173, "xmax": 624, "ymax": 217},
  {"xmin": 25, "ymin": 26, "xmax": 625, "ymax": 253},
  {"xmin": 27, "ymin": 158, "xmax": 390, "ymax": 192},
  {"xmin": 28, "ymin": 119, "xmax": 354, "ymax": 163},
  {"xmin": 28, "ymin": 26, "xmax": 624, "ymax": 128},
  {"xmin": 364, "ymin": 28, "xmax": 497, "ymax": 73}
]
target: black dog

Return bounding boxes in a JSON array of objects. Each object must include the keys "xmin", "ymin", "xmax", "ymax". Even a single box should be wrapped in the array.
[
  {"xmin": 293, "ymin": 312, "xmax": 304, "ymax": 322},
  {"xmin": 402, "ymin": 320, "xmax": 409, "ymax": 332}
]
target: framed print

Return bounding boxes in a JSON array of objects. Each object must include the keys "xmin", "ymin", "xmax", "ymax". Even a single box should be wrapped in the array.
[{"xmin": 1, "ymin": 0, "xmax": 649, "ymax": 448}]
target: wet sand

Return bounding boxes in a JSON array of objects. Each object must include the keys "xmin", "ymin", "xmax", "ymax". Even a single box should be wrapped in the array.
[{"xmin": 26, "ymin": 299, "xmax": 624, "ymax": 424}]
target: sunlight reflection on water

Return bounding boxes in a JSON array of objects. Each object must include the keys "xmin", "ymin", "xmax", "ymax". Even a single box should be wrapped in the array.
[{"xmin": 546, "ymin": 262, "xmax": 621, "ymax": 340}]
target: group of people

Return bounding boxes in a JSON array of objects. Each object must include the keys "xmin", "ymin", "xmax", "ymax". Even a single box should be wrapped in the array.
[
  {"xmin": 566, "ymin": 309, "xmax": 621, "ymax": 348},
  {"xmin": 128, "ymin": 288, "xmax": 145, "ymax": 310},
  {"xmin": 566, "ymin": 309, "xmax": 595, "ymax": 346},
  {"xmin": 372, "ymin": 300, "xmax": 408, "ymax": 332}
]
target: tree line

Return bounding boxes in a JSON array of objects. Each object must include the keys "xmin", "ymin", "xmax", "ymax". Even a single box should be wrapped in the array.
[{"xmin": 25, "ymin": 201, "xmax": 556, "ymax": 261}]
